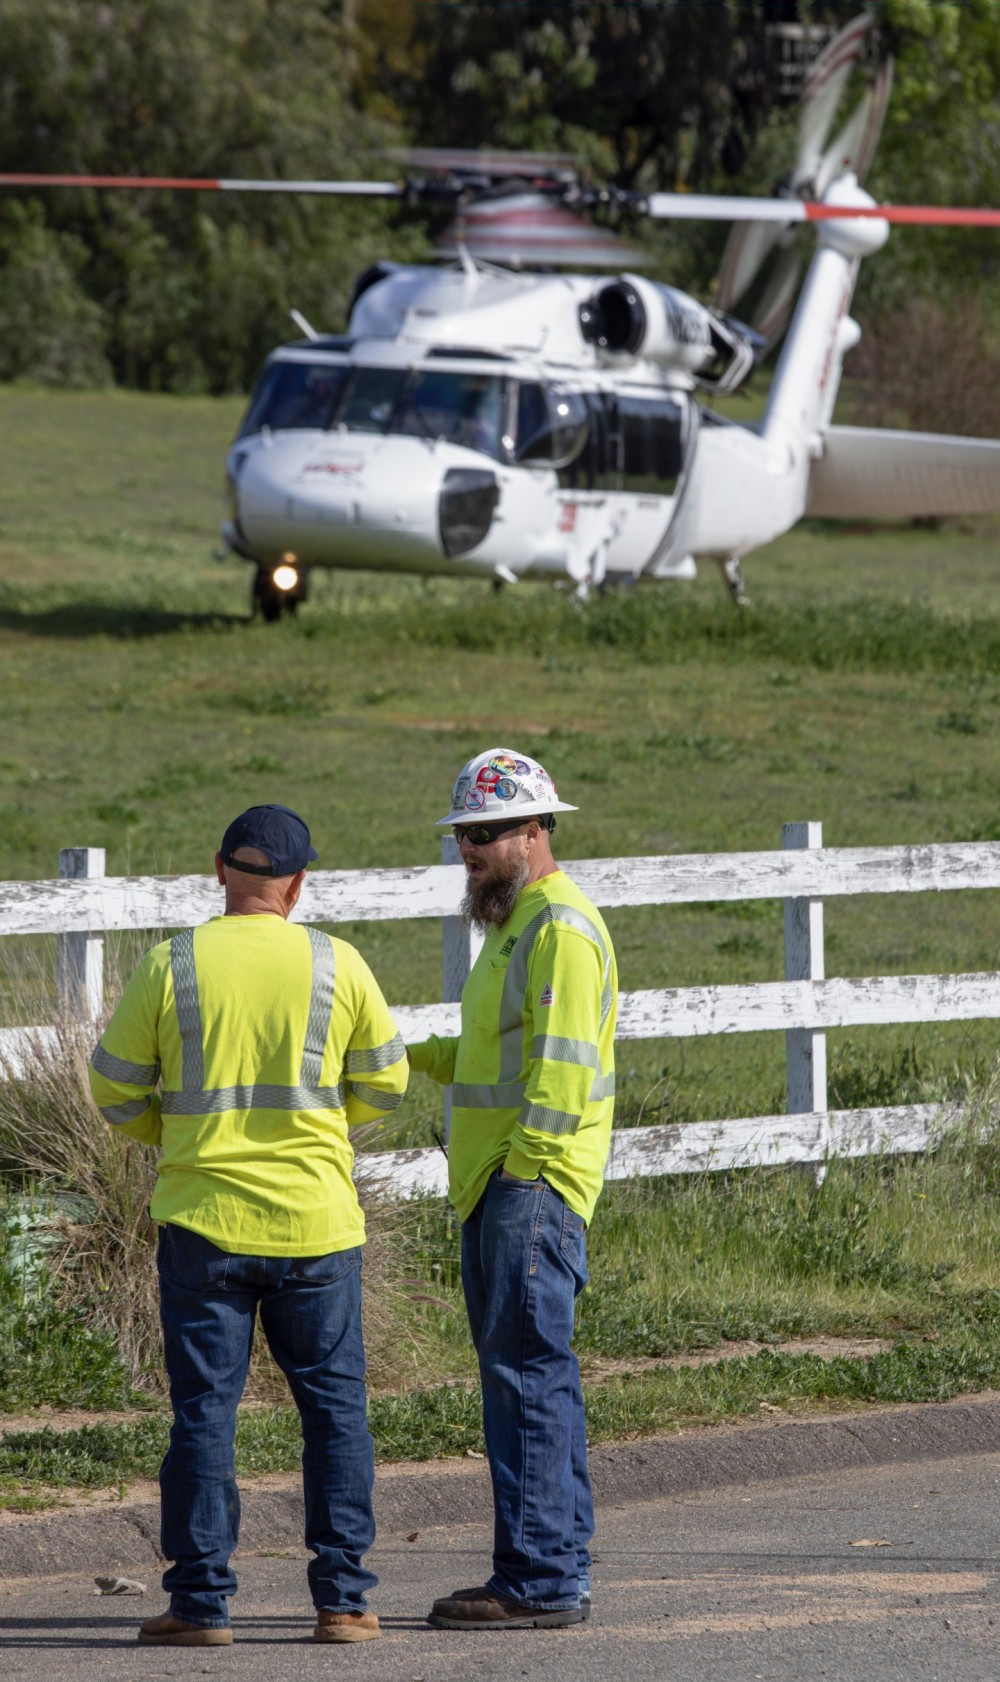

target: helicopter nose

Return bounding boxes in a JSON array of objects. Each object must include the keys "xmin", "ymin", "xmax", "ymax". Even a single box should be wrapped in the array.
[{"xmin": 230, "ymin": 436, "xmax": 501, "ymax": 570}]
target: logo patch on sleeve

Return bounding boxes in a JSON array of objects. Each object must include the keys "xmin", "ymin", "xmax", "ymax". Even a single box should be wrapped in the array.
[{"xmin": 538, "ymin": 982, "xmax": 555, "ymax": 1007}]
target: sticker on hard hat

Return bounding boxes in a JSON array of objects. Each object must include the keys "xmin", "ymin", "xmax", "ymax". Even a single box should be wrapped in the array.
[
  {"xmin": 489, "ymin": 753, "xmax": 518, "ymax": 775},
  {"xmin": 495, "ymin": 777, "xmax": 517, "ymax": 800},
  {"xmin": 476, "ymin": 765, "xmax": 500, "ymax": 791},
  {"xmin": 465, "ymin": 788, "xmax": 486, "ymax": 810},
  {"xmin": 453, "ymin": 776, "xmax": 471, "ymax": 805}
]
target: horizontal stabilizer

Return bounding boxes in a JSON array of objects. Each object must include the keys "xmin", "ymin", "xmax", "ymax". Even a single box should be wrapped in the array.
[{"xmin": 807, "ymin": 425, "xmax": 1000, "ymax": 520}]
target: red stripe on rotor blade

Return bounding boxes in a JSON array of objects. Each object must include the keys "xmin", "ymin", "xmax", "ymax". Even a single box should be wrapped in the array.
[
  {"xmin": 0, "ymin": 173, "xmax": 223, "ymax": 190},
  {"xmin": 804, "ymin": 202, "xmax": 1000, "ymax": 227}
]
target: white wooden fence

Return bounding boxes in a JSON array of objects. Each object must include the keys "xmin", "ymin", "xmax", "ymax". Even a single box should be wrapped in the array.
[{"xmin": 2, "ymin": 824, "xmax": 999, "ymax": 1197}]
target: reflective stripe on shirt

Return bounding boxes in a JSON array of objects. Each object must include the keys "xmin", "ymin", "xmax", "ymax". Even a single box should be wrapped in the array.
[
  {"xmin": 496, "ymin": 903, "xmax": 612, "ymax": 1087},
  {"xmin": 100, "ymin": 1097, "xmax": 153, "ymax": 1127},
  {"xmin": 531, "ymin": 1034, "xmax": 599, "ymax": 1069},
  {"xmin": 300, "ymin": 927, "xmax": 336, "ymax": 1087},
  {"xmin": 345, "ymin": 1032, "xmax": 406, "ymax": 1074},
  {"xmin": 90, "ymin": 1042, "xmax": 160, "ymax": 1087},
  {"xmin": 161, "ymin": 1082, "xmax": 346, "ymax": 1115},
  {"xmin": 347, "ymin": 1078, "xmax": 404, "ymax": 1112},
  {"xmin": 165, "ymin": 926, "xmax": 346, "ymax": 1113},
  {"xmin": 452, "ymin": 1080, "xmax": 527, "ymax": 1108},
  {"xmin": 170, "ymin": 928, "xmax": 204, "ymax": 1090}
]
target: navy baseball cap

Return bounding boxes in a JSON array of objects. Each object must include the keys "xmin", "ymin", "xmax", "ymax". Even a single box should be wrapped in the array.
[{"xmin": 219, "ymin": 804, "xmax": 318, "ymax": 877}]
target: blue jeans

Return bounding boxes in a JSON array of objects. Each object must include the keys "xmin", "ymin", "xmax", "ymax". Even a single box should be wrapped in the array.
[
  {"xmin": 156, "ymin": 1223, "xmax": 376, "ymax": 1628},
  {"xmin": 461, "ymin": 1169, "xmax": 594, "ymax": 1609}
]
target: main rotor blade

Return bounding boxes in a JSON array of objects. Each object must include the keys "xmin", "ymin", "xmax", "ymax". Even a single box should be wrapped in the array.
[
  {"xmin": 645, "ymin": 194, "xmax": 1000, "ymax": 228},
  {"xmin": 5, "ymin": 171, "xmax": 999, "ymax": 231},
  {"xmin": 0, "ymin": 173, "xmax": 403, "ymax": 195}
]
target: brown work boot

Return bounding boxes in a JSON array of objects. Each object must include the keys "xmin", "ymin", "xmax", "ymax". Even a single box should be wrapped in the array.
[
  {"xmin": 137, "ymin": 1611, "xmax": 233, "ymax": 1646},
  {"xmin": 313, "ymin": 1608, "xmax": 380, "ymax": 1643},
  {"xmin": 428, "ymin": 1585, "xmax": 584, "ymax": 1630}
]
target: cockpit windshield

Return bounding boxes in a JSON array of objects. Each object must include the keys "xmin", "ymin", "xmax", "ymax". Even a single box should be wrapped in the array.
[
  {"xmin": 238, "ymin": 360, "xmax": 509, "ymax": 456},
  {"xmin": 237, "ymin": 361, "xmax": 349, "ymax": 438},
  {"xmin": 395, "ymin": 371, "xmax": 505, "ymax": 456},
  {"xmin": 237, "ymin": 359, "xmax": 585, "ymax": 471}
]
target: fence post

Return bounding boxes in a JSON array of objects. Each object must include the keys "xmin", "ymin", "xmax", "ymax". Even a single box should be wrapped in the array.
[
  {"xmin": 57, "ymin": 847, "xmax": 105, "ymax": 1022},
  {"xmin": 441, "ymin": 836, "xmax": 483, "ymax": 1143},
  {"xmin": 782, "ymin": 822, "xmax": 828, "ymax": 1173}
]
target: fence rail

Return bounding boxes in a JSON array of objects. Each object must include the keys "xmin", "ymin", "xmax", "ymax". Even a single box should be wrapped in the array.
[
  {"xmin": 2, "ymin": 825, "xmax": 999, "ymax": 1196},
  {"xmin": 3, "ymin": 840, "xmax": 1000, "ymax": 935}
]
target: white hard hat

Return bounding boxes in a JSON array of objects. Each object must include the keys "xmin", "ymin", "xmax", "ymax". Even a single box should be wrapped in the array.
[{"xmin": 437, "ymin": 747, "xmax": 579, "ymax": 826}]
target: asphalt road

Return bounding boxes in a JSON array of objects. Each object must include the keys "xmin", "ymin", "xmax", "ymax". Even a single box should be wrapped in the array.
[{"xmin": 3, "ymin": 1450, "xmax": 1000, "ymax": 1681}]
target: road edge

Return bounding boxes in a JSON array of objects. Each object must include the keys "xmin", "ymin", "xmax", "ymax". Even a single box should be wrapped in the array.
[{"xmin": 4, "ymin": 1393, "xmax": 1000, "ymax": 1580}]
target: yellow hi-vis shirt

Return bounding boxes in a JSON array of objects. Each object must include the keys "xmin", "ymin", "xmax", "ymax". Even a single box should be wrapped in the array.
[
  {"xmin": 88, "ymin": 914, "xmax": 408, "ymax": 1257},
  {"xmin": 408, "ymin": 869, "xmax": 617, "ymax": 1225}
]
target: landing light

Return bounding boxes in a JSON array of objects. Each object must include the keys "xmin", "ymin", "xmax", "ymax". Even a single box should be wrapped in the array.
[{"xmin": 273, "ymin": 563, "xmax": 299, "ymax": 592}]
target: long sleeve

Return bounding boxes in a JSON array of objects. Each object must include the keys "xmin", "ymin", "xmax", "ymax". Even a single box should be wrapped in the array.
[
  {"xmin": 342, "ymin": 958, "xmax": 409, "ymax": 1128},
  {"xmin": 503, "ymin": 923, "xmax": 608, "ymax": 1182},
  {"xmin": 407, "ymin": 1034, "xmax": 460, "ymax": 1086},
  {"xmin": 88, "ymin": 959, "xmax": 163, "ymax": 1146}
]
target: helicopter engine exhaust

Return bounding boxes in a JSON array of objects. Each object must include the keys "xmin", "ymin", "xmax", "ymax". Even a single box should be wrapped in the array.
[{"xmin": 579, "ymin": 274, "xmax": 762, "ymax": 395}]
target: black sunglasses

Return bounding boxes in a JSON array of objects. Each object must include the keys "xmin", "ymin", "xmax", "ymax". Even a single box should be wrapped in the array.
[
  {"xmin": 453, "ymin": 815, "xmax": 555, "ymax": 846},
  {"xmin": 453, "ymin": 817, "xmax": 533, "ymax": 846}
]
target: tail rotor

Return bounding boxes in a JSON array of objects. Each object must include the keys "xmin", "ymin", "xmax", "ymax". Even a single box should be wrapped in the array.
[{"xmin": 715, "ymin": 11, "xmax": 891, "ymax": 346}]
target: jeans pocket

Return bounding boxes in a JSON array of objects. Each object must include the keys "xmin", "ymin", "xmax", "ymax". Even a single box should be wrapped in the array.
[
  {"xmin": 286, "ymin": 1246, "xmax": 361, "ymax": 1285},
  {"xmin": 494, "ymin": 1166, "xmax": 543, "ymax": 1191},
  {"xmin": 558, "ymin": 1203, "xmax": 587, "ymax": 1266}
]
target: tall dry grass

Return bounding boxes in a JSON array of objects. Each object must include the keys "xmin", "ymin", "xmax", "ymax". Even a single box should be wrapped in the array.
[{"xmin": 0, "ymin": 959, "xmax": 446, "ymax": 1402}]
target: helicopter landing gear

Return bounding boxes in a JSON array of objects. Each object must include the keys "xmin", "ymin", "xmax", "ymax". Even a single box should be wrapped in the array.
[
  {"xmin": 717, "ymin": 555, "xmax": 751, "ymax": 609},
  {"xmin": 252, "ymin": 563, "xmax": 309, "ymax": 622}
]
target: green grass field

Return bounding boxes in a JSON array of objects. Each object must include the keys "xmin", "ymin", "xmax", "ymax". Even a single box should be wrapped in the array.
[
  {"xmin": 4, "ymin": 384, "xmax": 1000, "ymax": 1493},
  {"xmin": 2, "ymin": 384, "xmax": 999, "ymax": 1133}
]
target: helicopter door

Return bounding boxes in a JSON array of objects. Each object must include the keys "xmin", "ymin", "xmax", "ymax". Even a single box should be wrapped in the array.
[{"xmin": 603, "ymin": 392, "xmax": 695, "ymax": 576}]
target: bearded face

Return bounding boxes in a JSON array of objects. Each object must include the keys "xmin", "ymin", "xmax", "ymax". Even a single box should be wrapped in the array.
[{"xmin": 461, "ymin": 840, "xmax": 531, "ymax": 932}]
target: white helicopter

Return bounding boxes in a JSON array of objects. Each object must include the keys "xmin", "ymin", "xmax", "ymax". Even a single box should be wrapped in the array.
[{"xmin": 6, "ymin": 13, "xmax": 1000, "ymax": 619}]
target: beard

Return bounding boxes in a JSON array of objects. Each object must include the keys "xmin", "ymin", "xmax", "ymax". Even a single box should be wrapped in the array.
[{"xmin": 461, "ymin": 852, "xmax": 531, "ymax": 932}]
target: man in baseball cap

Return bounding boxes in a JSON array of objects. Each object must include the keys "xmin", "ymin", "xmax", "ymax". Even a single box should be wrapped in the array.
[
  {"xmin": 89, "ymin": 803, "xmax": 406, "ymax": 1646},
  {"xmin": 218, "ymin": 803, "xmax": 319, "ymax": 876}
]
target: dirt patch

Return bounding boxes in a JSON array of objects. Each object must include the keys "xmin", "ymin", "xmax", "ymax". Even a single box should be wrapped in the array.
[
  {"xmin": 578, "ymin": 1334, "xmax": 894, "ymax": 1380},
  {"xmin": 0, "ymin": 1336, "xmax": 893, "ymax": 1440}
]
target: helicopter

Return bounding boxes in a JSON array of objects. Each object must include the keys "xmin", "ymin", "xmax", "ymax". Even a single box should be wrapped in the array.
[{"xmin": 5, "ymin": 12, "xmax": 1000, "ymax": 620}]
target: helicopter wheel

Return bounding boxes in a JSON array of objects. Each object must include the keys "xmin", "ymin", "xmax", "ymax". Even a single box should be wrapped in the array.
[
  {"xmin": 252, "ymin": 565, "xmax": 309, "ymax": 622},
  {"xmin": 717, "ymin": 556, "xmax": 751, "ymax": 609}
]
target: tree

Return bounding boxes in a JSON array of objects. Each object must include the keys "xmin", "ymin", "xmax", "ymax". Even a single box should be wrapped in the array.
[{"xmin": 0, "ymin": 0, "xmax": 425, "ymax": 391}]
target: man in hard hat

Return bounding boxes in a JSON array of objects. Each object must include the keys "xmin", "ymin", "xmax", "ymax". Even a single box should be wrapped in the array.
[
  {"xmin": 88, "ymin": 805, "xmax": 407, "ymax": 1648},
  {"xmin": 408, "ymin": 750, "xmax": 618, "ymax": 1630}
]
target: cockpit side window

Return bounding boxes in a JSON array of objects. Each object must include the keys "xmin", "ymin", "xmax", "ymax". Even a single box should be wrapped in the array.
[
  {"xmin": 618, "ymin": 395, "xmax": 686, "ymax": 493},
  {"xmin": 394, "ymin": 371, "xmax": 505, "ymax": 457},
  {"xmin": 237, "ymin": 361, "xmax": 349, "ymax": 438},
  {"xmin": 514, "ymin": 384, "xmax": 588, "ymax": 469}
]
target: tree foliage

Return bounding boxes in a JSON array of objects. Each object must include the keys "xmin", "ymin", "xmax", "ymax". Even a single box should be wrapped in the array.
[
  {"xmin": 0, "ymin": 0, "xmax": 425, "ymax": 392},
  {"xmin": 0, "ymin": 0, "xmax": 999, "ymax": 391}
]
